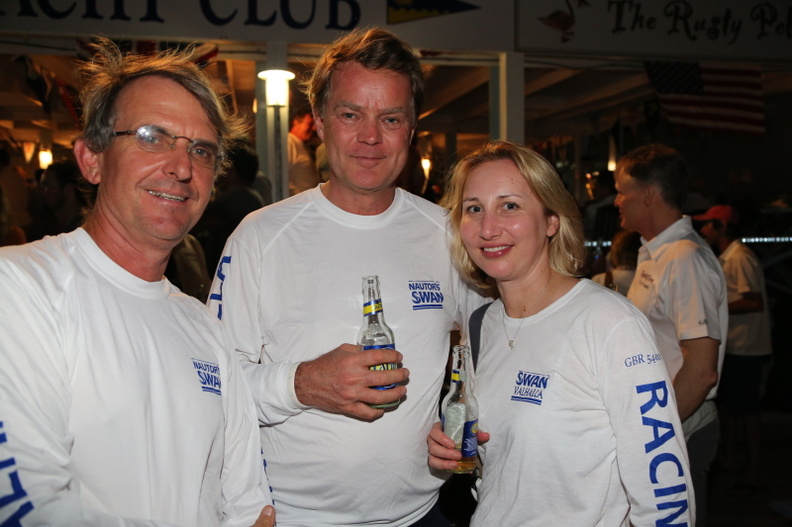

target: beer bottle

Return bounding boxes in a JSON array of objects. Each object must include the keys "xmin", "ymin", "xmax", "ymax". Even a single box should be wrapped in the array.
[
  {"xmin": 357, "ymin": 275, "xmax": 399, "ymax": 409},
  {"xmin": 441, "ymin": 345, "xmax": 479, "ymax": 474}
]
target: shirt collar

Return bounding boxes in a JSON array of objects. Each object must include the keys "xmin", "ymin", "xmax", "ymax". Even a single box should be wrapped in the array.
[{"xmin": 641, "ymin": 216, "xmax": 694, "ymax": 260}]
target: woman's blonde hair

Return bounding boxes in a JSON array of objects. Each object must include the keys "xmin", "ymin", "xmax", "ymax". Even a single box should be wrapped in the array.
[{"xmin": 442, "ymin": 140, "xmax": 585, "ymax": 290}]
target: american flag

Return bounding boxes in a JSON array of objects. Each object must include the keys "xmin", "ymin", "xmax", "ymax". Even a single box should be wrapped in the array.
[{"xmin": 644, "ymin": 61, "xmax": 764, "ymax": 135}]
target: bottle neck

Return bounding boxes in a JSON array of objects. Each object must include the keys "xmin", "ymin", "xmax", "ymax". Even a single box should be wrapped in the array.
[
  {"xmin": 450, "ymin": 369, "xmax": 467, "ymax": 391},
  {"xmin": 363, "ymin": 298, "xmax": 383, "ymax": 317}
]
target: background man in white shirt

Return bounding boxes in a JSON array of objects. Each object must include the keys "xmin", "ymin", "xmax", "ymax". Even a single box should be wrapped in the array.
[
  {"xmin": 615, "ymin": 143, "xmax": 728, "ymax": 526},
  {"xmin": 696, "ymin": 204, "xmax": 773, "ymax": 491}
]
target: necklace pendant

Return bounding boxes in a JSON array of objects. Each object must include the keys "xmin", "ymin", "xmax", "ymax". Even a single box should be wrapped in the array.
[{"xmin": 508, "ymin": 340, "xmax": 515, "ymax": 350}]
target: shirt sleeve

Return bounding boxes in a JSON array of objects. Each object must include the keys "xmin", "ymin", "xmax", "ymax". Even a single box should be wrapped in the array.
[
  {"xmin": 207, "ymin": 223, "xmax": 308, "ymax": 425},
  {"xmin": 598, "ymin": 311, "xmax": 696, "ymax": 525},
  {"xmin": 0, "ymin": 263, "xmax": 180, "ymax": 527},
  {"xmin": 665, "ymin": 246, "xmax": 724, "ymax": 343},
  {"xmin": 218, "ymin": 332, "xmax": 273, "ymax": 527},
  {"xmin": 725, "ymin": 246, "xmax": 762, "ymax": 297}
]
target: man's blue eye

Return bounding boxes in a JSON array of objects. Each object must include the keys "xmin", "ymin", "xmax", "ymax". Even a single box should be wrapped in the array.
[
  {"xmin": 139, "ymin": 129, "xmax": 164, "ymax": 145},
  {"xmin": 192, "ymin": 146, "xmax": 210, "ymax": 158}
]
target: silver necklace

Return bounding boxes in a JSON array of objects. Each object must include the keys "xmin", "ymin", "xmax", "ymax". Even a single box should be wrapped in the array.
[
  {"xmin": 501, "ymin": 311, "xmax": 526, "ymax": 351},
  {"xmin": 501, "ymin": 285, "xmax": 549, "ymax": 350}
]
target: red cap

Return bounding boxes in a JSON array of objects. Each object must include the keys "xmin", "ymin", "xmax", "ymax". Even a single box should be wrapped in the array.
[{"xmin": 693, "ymin": 205, "xmax": 739, "ymax": 225}]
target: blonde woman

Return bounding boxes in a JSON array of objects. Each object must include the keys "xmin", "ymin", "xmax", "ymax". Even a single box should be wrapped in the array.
[{"xmin": 428, "ymin": 141, "xmax": 694, "ymax": 526}]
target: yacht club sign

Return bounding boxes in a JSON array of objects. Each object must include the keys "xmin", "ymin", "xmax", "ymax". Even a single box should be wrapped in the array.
[
  {"xmin": 0, "ymin": 0, "xmax": 511, "ymax": 52},
  {"xmin": 1, "ymin": 0, "xmax": 362, "ymax": 30}
]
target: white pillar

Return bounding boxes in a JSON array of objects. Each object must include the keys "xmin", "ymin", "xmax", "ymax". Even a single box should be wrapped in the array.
[
  {"xmin": 254, "ymin": 59, "xmax": 270, "ymax": 197},
  {"xmin": 258, "ymin": 41, "xmax": 291, "ymax": 202}
]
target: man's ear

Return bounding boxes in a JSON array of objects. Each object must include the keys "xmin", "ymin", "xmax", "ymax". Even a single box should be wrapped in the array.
[
  {"xmin": 313, "ymin": 109, "xmax": 325, "ymax": 142},
  {"xmin": 73, "ymin": 139, "xmax": 102, "ymax": 185},
  {"xmin": 642, "ymin": 184, "xmax": 657, "ymax": 208}
]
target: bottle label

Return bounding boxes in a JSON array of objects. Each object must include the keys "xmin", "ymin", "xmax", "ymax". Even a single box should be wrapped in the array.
[
  {"xmin": 450, "ymin": 369, "xmax": 465, "ymax": 383},
  {"xmin": 364, "ymin": 344, "xmax": 397, "ymax": 390},
  {"xmin": 363, "ymin": 344, "xmax": 395, "ymax": 352},
  {"xmin": 363, "ymin": 299, "xmax": 383, "ymax": 316},
  {"xmin": 461, "ymin": 419, "xmax": 478, "ymax": 458}
]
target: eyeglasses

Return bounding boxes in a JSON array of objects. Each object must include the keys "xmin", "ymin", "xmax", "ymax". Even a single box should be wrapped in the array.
[{"xmin": 113, "ymin": 125, "xmax": 222, "ymax": 169}]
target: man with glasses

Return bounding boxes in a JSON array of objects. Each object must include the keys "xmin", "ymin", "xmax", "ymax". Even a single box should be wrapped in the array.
[{"xmin": 0, "ymin": 39, "xmax": 274, "ymax": 526}]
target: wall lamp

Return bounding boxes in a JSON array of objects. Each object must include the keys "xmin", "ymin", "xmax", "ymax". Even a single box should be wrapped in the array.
[
  {"xmin": 257, "ymin": 69, "xmax": 295, "ymax": 107},
  {"xmin": 421, "ymin": 157, "xmax": 431, "ymax": 179},
  {"xmin": 38, "ymin": 148, "xmax": 53, "ymax": 169}
]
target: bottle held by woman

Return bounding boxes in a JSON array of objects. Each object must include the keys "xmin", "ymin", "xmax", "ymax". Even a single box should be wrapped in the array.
[{"xmin": 441, "ymin": 344, "xmax": 478, "ymax": 474}]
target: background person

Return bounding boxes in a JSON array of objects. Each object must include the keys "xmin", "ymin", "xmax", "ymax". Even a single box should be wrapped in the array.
[
  {"xmin": 428, "ymin": 140, "xmax": 693, "ymax": 526},
  {"xmin": 287, "ymin": 104, "xmax": 319, "ymax": 195},
  {"xmin": 695, "ymin": 204, "xmax": 773, "ymax": 492},
  {"xmin": 582, "ymin": 169, "xmax": 618, "ymax": 240},
  {"xmin": 314, "ymin": 141, "xmax": 331, "ymax": 183},
  {"xmin": 614, "ymin": 143, "xmax": 727, "ymax": 526},
  {"xmin": 0, "ymin": 183, "xmax": 26, "ymax": 246},
  {"xmin": 207, "ymin": 28, "xmax": 484, "ymax": 527},
  {"xmin": 0, "ymin": 39, "xmax": 274, "ymax": 527},
  {"xmin": 199, "ymin": 142, "xmax": 265, "ymax": 273},
  {"xmin": 591, "ymin": 228, "xmax": 641, "ymax": 295},
  {"xmin": 0, "ymin": 144, "xmax": 31, "ymax": 232},
  {"xmin": 38, "ymin": 160, "xmax": 88, "ymax": 236},
  {"xmin": 166, "ymin": 232, "xmax": 213, "ymax": 302}
]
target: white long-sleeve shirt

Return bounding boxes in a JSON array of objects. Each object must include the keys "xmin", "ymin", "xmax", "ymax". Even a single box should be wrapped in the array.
[
  {"xmin": 208, "ymin": 187, "xmax": 484, "ymax": 526},
  {"xmin": 0, "ymin": 229, "xmax": 271, "ymax": 526},
  {"xmin": 473, "ymin": 281, "xmax": 694, "ymax": 526}
]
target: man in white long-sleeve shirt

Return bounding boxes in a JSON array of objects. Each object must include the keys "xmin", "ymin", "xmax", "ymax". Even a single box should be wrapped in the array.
[
  {"xmin": 208, "ymin": 28, "xmax": 484, "ymax": 526},
  {"xmin": 0, "ymin": 39, "xmax": 274, "ymax": 527}
]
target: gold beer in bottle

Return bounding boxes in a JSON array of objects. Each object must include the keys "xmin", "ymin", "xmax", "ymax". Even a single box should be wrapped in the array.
[
  {"xmin": 357, "ymin": 275, "xmax": 399, "ymax": 409},
  {"xmin": 441, "ymin": 345, "xmax": 479, "ymax": 473}
]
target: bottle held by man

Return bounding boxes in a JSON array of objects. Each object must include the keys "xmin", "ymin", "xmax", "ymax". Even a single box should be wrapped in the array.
[
  {"xmin": 357, "ymin": 275, "xmax": 399, "ymax": 408},
  {"xmin": 441, "ymin": 345, "xmax": 479, "ymax": 473}
]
